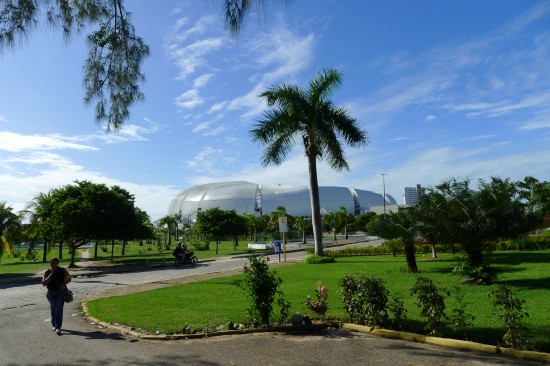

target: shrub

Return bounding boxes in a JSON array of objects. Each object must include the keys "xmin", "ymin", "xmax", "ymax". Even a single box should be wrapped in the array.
[
  {"xmin": 340, "ymin": 275, "xmax": 389, "ymax": 328},
  {"xmin": 303, "ymin": 255, "xmax": 336, "ymax": 264},
  {"xmin": 449, "ymin": 287, "xmax": 476, "ymax": 340},
  {"xmin": 305, "ymin": 281, "xmax": 328, "ymax": 319},
  {"xmin": 324, "ymin": 246, "xmax": 387, "ymax": 258},
  {"xmin": 240, "ymin": 255, "xmax": 285, "ymax": 326},
  {"xmin": 193, "ymin": 241, "xmax": 210, "ymax": 251},
  {"xmin": 410, "ymin": 277, "xmax": 448, "ymax": 336},
  {"xmin": 387, "ymin": 293, "xmax": 407, "ymax": 330},
  {"xmin": 384, "ymin": 240, "xmax": 402, "ymax": 257},
  {"xmin": 276, "ymin": 297, "xmax": 292, "ymax": 325},
  {"xmin": 452, "ymin": 262, "xmax": 497, "ymax": 285},
  {"xmin": 489, "ymin": 284, "xmax": 529, "ymax": 349}
]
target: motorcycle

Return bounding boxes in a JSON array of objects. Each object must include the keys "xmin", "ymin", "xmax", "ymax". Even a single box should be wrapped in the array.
[{"xmin": 174, "ymin": 250, "xmax": 198, "ymax": 266}]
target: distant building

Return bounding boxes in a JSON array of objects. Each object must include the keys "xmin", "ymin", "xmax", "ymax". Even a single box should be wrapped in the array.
[
  {"xmin": 167, "ymin": 181, "xmax": 399, "ymax": 223},
  {"xmin": 403, "ymin": 184, "xmax": 422, "ymax": 205}
]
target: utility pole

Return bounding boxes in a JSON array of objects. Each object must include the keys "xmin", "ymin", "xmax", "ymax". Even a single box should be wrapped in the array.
[{"xmin": 382, "ymin": 173, "xmax": 387, "ymax": 215}]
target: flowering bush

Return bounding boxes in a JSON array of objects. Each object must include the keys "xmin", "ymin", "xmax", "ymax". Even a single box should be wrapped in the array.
[{"xmin": 305, "ymin": 281, "xmax": 328, "ymax": 318}]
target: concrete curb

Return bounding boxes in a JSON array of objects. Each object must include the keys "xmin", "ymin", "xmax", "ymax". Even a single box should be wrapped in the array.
[
  {"xmin": 341, "ymin": 323, "xmax": 550, "ymax": 363},
  {"xmin": 78, "ymin": 306, "xmax": 550, "ymax": 364},
  {"xmin": 81, "ymin": 301, "xmax": 329, "ymax": 340}
]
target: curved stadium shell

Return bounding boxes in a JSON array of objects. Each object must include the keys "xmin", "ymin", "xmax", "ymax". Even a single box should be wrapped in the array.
[{"xmin": 167, "ymin": 181, "xmax": 397, "ymax": 222}]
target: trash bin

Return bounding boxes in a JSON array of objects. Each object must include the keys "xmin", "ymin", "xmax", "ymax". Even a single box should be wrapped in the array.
[{"xmin": 273, "ymin": 241, "xmax": 282, "ymax": 254}]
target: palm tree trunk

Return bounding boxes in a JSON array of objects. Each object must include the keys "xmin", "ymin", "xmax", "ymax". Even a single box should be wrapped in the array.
[
  {"xmin": 70, "ymin": 243, "xmax": 76, "ymax": 268},
  {"xmin": 404, "ymin": 241, "xmax": 419, "ymax": 273},
  {"xmin": 42, "ymin": 241, "xmax": 48, "ymax": 262},
  {"xmin": 308, "ymin": 156, "xmax": 324, "ymax": 256},
  {"xmin": 465, "ymin": 243, "xmax": 484, "ymax": 266}
]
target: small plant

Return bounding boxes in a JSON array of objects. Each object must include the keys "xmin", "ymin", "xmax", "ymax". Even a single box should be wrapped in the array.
[
  {"xmin": 452, "ymin": 262, "xmax": 497, "ymax": 285},
  {"xmin": 387, "ymin": 293, "xmax": 407, "ymax": 330},
  {"xmin": 303, "ymin": 255, "xmax": 335, "ymax": 264},
  {"xmin": 340, "ymin": 275, "xmax": 389, "ymax": 328},
  {"xmin": 384, "ymin": 239, "xmax": 402, "ymax": 257},
  {"xmin": 489, "ymin": 284, "xmax": 529, "ymax": 348},
  {"xmin": 410, "ymin": 277, "xmax": 448, "ymax": 336},
  {"xmin": 449, "ymin": 287, "xmax": 475, "ymax": 340},
  {"xmin": 305, "ymin": 281, "xmax": 328, "ymax": 319},
  {"xmin": 276, "ymin": 296, "xmax": 292, "ymax": 325},
  {"xmin": 193, "ymin": 241, "xmax": 210, "ymax": 251},
  {"xmin": 240, "ymin": 255, "xmax": 284, "ymax": 326}
]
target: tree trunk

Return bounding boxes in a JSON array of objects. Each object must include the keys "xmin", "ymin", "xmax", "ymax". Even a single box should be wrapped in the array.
[
  {"xmin": 308, "ymin": 156, "xmax": 324, "ymax": 256},
  {"xmin": 110, "ymin": 239, "xmax": 115, "ymax": 262},
  {"xmin": 404, "ymin": 241, "xmax": 419, "ymax": 273},
  {"xmin": 94, "ymin": 241, "xmax": 99, "ymax": 258},
  {"xmin": 122, "ymin": 240, "xmax": 127, "ymax": 255},
  {"xmin": 302, "ymin": 228, "xmax": 306, "ymax": 244},
  {"xmin": 69, "ymin": 243, "xmax": 76, "ymax": 268},
  {"xmin": 465, "ymin": 243, "xmax": 484, "ymax": 266},
  {"xmin": 59, "ymin": 242, "xmax": 62, "ymax": 259},
  {"xmin": 431, "ymin": 243, "xmax": 437, "ymax": 259},
  {"xmin": 345, "ymin": 225, "xmax": 348, "ymax": 240},
  {"xmin": 42, "ymin": 241, "xmax": 48, "ymax": 262}
]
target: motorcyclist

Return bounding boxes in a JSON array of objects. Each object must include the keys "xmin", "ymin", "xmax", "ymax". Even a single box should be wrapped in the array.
[{"xmin": 173, "ymin": 242, "xmax": 188, "ymax": 263}]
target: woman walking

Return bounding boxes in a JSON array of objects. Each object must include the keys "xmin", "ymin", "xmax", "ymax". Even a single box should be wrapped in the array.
[{"xmin": 42, "ymin": 258, "xmax": 70, "ymax": 335}]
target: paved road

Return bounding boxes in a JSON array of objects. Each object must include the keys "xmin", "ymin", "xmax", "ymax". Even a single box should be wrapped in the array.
[{"xmin": 0, "ymin": 241, "xmax": 545, "ymax": 365}]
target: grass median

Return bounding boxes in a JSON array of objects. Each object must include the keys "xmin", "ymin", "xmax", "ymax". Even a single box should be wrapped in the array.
[{"xmin": 85, "ymin": 250, "xmax": 550, "ymax": 351}]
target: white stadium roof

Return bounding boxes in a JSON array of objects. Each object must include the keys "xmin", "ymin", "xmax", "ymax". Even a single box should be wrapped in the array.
[{"xmin": 168, "ymin": 181, "xmax": 397, "ymax": 221}]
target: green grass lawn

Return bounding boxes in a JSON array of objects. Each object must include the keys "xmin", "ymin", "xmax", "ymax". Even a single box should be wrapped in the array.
[
  {"xmin": 0, "ymin": 240, "xmax": 263, "ymax": 279},
  {"xmin": 85, "ymin": 250, "xmax": 550, "ymax": 351}
]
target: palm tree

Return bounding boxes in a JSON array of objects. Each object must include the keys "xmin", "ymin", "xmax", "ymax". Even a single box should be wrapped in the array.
[
  {"xmin": 158, "ymin": 215, "xmax": 178, "ymax": 248},
  {"xmin": 294, "ymin": 216, "xmax": 309, "ymax": 244},
  {"xmin": 0, "ymin": 201, "xmax": 20, "ymax": 256},
  {"xmin": 251, "ymin": 68, "xmax": 368, "ymax": 256},
  {"xmin": 222, "ymin": 0, "xmax": 293, "ymax": 37},
  {"xmin": 335, "ymin": 206, "xmax": 354, "ymax": 239},
  {"xmin": 26, "ymin": 192, "xmax": 57, "ymax": 262}
]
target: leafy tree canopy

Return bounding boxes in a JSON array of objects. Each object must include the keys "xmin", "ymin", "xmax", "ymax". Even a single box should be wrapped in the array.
[
  {"xmin": 30, "ymin": 180, "xmax": 152, "ymax": 266},
  {"xmin": 0, "ymin": 0, "xmax": 292, "ymax": 130}
]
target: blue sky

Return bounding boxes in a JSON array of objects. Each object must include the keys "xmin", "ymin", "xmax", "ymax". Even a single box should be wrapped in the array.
[{"xmin": 1, "ymin": 0, "xmax": 549, "ymax": 220}]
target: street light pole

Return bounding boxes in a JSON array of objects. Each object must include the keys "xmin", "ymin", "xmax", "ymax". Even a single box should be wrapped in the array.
[{"xmin": 382, "ymin": 173, "xmax": 387, "ymax": 215}]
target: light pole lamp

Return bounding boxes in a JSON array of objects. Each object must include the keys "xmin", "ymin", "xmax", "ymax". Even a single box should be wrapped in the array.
[{"xmin": 382, "ymin": 173, "xmax": 387, "ymax": 215}]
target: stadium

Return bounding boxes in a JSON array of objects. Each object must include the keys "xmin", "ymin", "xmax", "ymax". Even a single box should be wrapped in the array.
[{"xmin": 167, "ymin": 181, "xmax": 398, "ymax": 222}]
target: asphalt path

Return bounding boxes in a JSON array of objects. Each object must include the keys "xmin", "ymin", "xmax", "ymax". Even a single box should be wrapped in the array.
[{"xmin": 0, "ymin": 240, "xmax": 545, "ymax": 366}]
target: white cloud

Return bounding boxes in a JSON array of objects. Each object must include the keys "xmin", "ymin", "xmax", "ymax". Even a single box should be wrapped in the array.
[
  {"xmin": 389, "ymin": 137, "xmax": 409, "ymax": 142},
  {"xmin": 166, "ymin": 15, "xmax": 218, "ymax": 45},
  {"xmin": 175, "ymin": 89, "xmax": 204, "ymax": 109},
  {"xmin": 170, "ymin": 38, "xmax": 224, "ymax": 79},
  {"xmin": 247, "ymin": 24, "xmax": 315, "ymax": 83},
  {"xmin": 424, "ymin": 115, "xmax": 437, "ymax": 121},
  {"xmin": 185, "ymin": 146, "xmax": 227, "ymax": 173},
  {"xmin": 0, "ymin": 116, "xmax": 7, "ymax": 123},
  {"xmin": 208, "ymin": 101, "xmax": 228, "ymax": 114},
  {"xmin": 0, "ymin": 132, "xmax": 98, "ymax": 152},
  {"xmin": 516, "ymin": 108, "xmax": 550, "ymax": 130},
  {"xmin": 193, "ymin": 73, "xmax": 215, "ymax": 88}
]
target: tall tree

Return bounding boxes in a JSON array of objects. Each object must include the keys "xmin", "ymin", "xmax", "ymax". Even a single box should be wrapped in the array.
[
  {"xmin": 0, "ymin": 0, "xmax": 292, "ymax": 130},
  {"xmin": 293, "ymin": 216, "xmax": 310, "ymax": 244},
  {"xmin": 367, "ymin": 211, "xmax": 419, "ymax": 273},
  {"xmin": 335, "ymin": 206, "xmax": 354, "ymax": 239},
  {"xmin": 415, "ymin": 177, "xmax": 536, "ymax": 266},
  {"xmin": 0, "ymin": 201, "xmax": 20, "ymax": 256},
  {"xmin": 25, "ymin": 192, "xmax": 57, "ymax": 262},
  {"xmin": 251, "ymin": 68, "xmax": 368, "ymax": 256},
  {"xmin": 194, "ymin": 208, "xmax": 243, "ymax": 254},
  {"xmin": 517, "ymin": 176, "xmax": 550, "ymax": 221},
  {"xmin": 32, "ymin": 180, "xmax": 151, "ymax": 267},
  {"xmin": 158, "ymin": 215, "xmax": 178, "ymax": 248}
]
